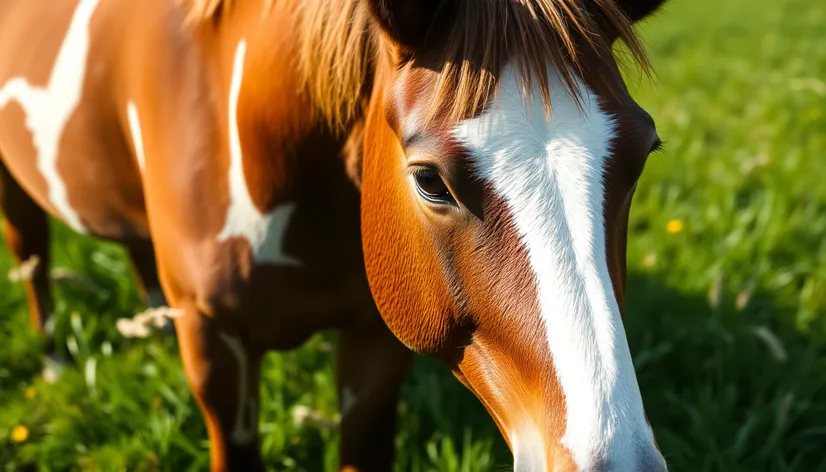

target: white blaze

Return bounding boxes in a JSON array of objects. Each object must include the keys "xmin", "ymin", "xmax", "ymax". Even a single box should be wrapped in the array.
[
  {"xmin": 217, "ymin": 40, "xmax": 300, "ymax": 266},
  {"xmin": 454, "ymin": 64, "xmax": 661, "ymax": 470},
  {"xmin": 0, "ymin": 0, "xmax": 103, "ymax": 233}
]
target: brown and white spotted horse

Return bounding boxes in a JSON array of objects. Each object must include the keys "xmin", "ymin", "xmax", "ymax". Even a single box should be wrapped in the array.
[{"xmin": 0, "ymin": 0, "xmax": 668, "ymax": 470}]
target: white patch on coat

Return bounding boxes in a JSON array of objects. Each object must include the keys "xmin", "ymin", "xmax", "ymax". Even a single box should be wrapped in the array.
[
  {"xmin": 454, "ymin": 64, "xmax": 664, "ymax": 471},
  {"xmin": 126, "ymin": 101, "xmax": 146, "ymax": 172},
  {"xmin": 216, "ymin": 40, "xmax": 300, "ymax": 266},
  {"xmin": 510, "ymin": 424, "xmax": 547, "ymax": 472},
  {"xmin": 0, "ymin": 0, "xmax": 103, "ymax": 233},
  {"xmin": 219, "ymin": 332, "xmax": 257, "ymax": 445}
]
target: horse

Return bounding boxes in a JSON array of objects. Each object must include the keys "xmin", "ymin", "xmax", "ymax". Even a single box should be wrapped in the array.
[{"xmin": 0, "ymin": 0, "xmax": 669, "ymax": 470}]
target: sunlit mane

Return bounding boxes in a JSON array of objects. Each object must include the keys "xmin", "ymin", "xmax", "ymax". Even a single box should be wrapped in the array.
[{"xmin": 184, "ymin": 0, "xmax": 650, "ymax": 127}]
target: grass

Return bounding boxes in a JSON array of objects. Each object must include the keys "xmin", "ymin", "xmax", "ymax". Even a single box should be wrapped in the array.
[{"xmin": 2, "ymin": 0, "xmax": 825, "ymax": 469}]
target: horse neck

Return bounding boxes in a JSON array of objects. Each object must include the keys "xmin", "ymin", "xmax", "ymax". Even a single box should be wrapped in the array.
[
  {"xmin": 206, "ymin": 0, "xmax": 371, "ymax": 132},
  {"xmin": 182, "ymin": 0, "xmax": 367, "ymax": 196}
]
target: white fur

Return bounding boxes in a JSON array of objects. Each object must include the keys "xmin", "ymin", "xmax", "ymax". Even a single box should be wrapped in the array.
[
  {"xmin": 219, "ymin": 332, "xmax": 257, "ymax": 445},
  {"xmin": 0, "ymin": 0, "xmax": 102, "ymax": 234},
  {"xmin": 454, "ymin": 64, "xmax": 663, "ymax": 471},
  {"xmin": 126, "ymin": 101, "xmax": 146, "ymax": 172},
  {"xmin": 511, "ymin": 424, "xmax": 547, "ymax": 472},
  {"xmin": 216, "ymin": 40, "xmax": 300, "ymax": 266}
]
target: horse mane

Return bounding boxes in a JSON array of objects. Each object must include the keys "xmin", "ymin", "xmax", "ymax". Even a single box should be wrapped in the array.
[
  {"xmin": 441, "ymin": 0, "xmax": 651, "ymax": 121},
  {"xmin": 184, "ymin": 0, "xmax": 650, "ymax": 128}
]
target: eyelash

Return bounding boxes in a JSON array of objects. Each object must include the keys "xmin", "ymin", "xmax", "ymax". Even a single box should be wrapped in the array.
[
  {"xmin": 410, "ymin": 166, "xmax": 456, "ymax": 205},
  {"xmin": 650, "ymin": 139, "xmax": 666, "ymax": 156}
]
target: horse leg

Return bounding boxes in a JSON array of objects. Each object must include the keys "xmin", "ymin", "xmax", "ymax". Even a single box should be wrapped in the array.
[
  {"xmin": 0, "ymin": 160, "xmax": 54, "ymax": 346},
  {"xmin": 124, "ymin": 240, "xmax": 167, "ymax": 309},
  {"xmin": 337, "ymin": 319, "xmax": 413, "ymax": 472},
  {"xmin": 175, "ymin": 307, "xmax": 265, "ymax": 472}
]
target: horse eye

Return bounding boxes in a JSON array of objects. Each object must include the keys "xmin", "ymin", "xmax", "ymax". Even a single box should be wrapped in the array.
[{"xmin": 413, "ymin": 167, "xmax": 454, "ymax": 204}]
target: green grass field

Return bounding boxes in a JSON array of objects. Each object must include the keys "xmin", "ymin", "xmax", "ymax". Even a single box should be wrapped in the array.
[{"xmin": 2, "ymin": 0, "xmax": 825, "ymax": 470}]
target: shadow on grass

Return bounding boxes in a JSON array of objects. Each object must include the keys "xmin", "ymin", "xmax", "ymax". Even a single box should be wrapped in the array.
[{"xmin": 626, "ymin": 273, "xmax": 826, "ymax": 472}]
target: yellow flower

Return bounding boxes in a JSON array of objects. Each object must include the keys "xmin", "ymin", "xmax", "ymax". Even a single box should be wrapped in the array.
[
  {"xmin": 11, "ymin": 425, "xmax": 29, "ymax": 443},
  {"xmin": 666, "ymin": 219, "xmax": 684, "ymax": 234},
  {"xmin": 25, "ymin": 387, "xmax": 36, "ymax": 400}
]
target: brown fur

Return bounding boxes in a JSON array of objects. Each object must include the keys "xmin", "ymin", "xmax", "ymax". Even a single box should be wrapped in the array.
[{"xmin": 182, "ymin": 0, "xmax": 274, "ymax": 22}]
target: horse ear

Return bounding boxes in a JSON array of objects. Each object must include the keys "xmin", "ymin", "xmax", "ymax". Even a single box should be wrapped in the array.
[
  {"xmin": 614, "ymin": 0, "xmax": 668, "ymax": 22},
  {"xmin": 367, "ymin": 0, "xmax": 454, "ymax": 51}
]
